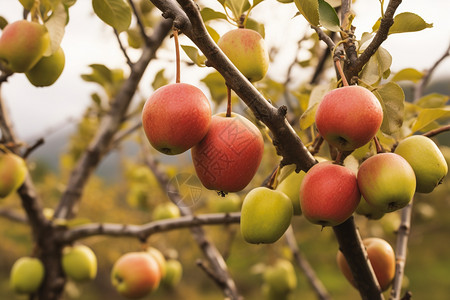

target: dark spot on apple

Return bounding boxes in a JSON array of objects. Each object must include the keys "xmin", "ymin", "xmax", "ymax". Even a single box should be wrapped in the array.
[
  {"xmin": 160, "ymin": 147, "xmax": 172, "ymax": 155},
  {"xmin": 337, "ymin": 136, "xmax": 349, "ymax": 147},
  {"xmin": 387, "ymin": 202, "xmax": 399, "ymax": 212}
]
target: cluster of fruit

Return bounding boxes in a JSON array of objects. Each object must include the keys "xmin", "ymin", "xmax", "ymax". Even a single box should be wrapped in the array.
[
  {"xmin": 0, "ymin": 19, "xmax": 65, "ymax": 87},
  {"xmin": 10, "ymin": 243, "xmax": 182, "ymax": 298}
]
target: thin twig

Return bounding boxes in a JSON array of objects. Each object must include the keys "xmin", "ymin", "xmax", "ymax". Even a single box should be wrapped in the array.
[
  {"xmin": 0, "ymin": 208, "xmax": 28, "ymax": 223},
  {"xmin": 114, "ymin": 29, "xmax": 134, "ymax": 67},
  {"xmin": 422, "ymin": 124, "xmax": 450, "ymax": 138}
]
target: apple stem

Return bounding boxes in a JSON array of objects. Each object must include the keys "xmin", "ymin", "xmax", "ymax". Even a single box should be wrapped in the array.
[
  {"xmin": 266, "ymin": 165, "xmax": 280, "ymax": 189},
  {"xmin": 173, "ymin": 28, "xmax": 181, "ymax": 84},
  {"xmin": 334, "ymin": 58, "xmax": 349, "ymax": 87},
  {"xmin": 373, "ymin": 136, "xmax": 384, "ymax": 153},
  {"xmin": 226, "ymin": 85, "xmax": 232, "ymax": 117}
]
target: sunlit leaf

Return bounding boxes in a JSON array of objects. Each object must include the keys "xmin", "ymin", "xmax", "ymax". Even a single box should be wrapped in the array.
[
  {"xmin": 277, "ymin": 164, "xmax": 296, "ymax": 184},
  {"xmin": 318, "ymin": 0, "xmax": 340, "ymax": 32},
  {"xmin": 389, "ymin": 12, "xmax": 433, "ymax": 34},
  {"xmin": 92, "ymin": 0, "xmax": 131, "ymax": 33},
  {"xmin": 201, "ymin": 71, "xmax": 227, "ymax": 105},
  {"xmin": 181, "ymin": 45, "xmax": 207, "ymax": 67},
  {"xmin": 416, "ymin": 93, "xmax": 449, "ymax": 109},
  {"xmin": 200, "ymin": 7, "xmax": 227, "ymax": 22},
  {"xmin": 245, "ymin": 18, "xmax": 265, "ymax": 38},
  {"xmin": 299, "ymin": 102, "xmax": 318, "ymax": 130},
  {"xmin": 44, "ymin": 3, "xmax": 67, "ymax": 55},
  {"xmin": 374, "ymin": 82, "xmax": 405, "ymax": 134},
  {"xmin": 225, "ymin": 0, "xmax": 251, "ymax": 21},
  {"xmin": 152, "ymin": 69, "xmax": 169, "ymax": 91},
  {"xmin": 206, "ymin": 25, "xmax": 220, "ymax": 43},
  {"xmin": 360, "ymin": 46, "xmax": 391, "ymax": 85},
  {"xmin": 411, "ymin": 107, "xmax": 450, "ymax": 133},
  {"xmin": 294, "ymin": 0, "xmax": 320, "ymax": 26},
  {"xmin": 391, "ymin": 68, "xmax": 423, "ymax": 83}
]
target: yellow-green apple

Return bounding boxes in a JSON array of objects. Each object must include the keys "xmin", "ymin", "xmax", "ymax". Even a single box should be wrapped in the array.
[
  {"xmin": 337, "ymin": 237, "xmax": 395, "ymax": 291},
  {"xmin": 161, "ymin": 259, "xmax": 183, "ymax": 288},
  {"xmin": 192, "ymin": 112, "xmax": 264, "ymax": 193},
  {"xmin": 210, "ymin": 193, "xmax": 242, "ymax": 213},
  {"xmin": 357, "ymin": 153, "xmax": 416, "ymax": 213},
  {"xmin": 10, "ymin": 257, "xmax": 45, "ymax": 294},
  {"xmin": 142, "ymin": 83, "xmax": 211, "ymax": 155},
  {"xmin": 217, "ymin": 28, "xmax": 269, "ymax": 82},
  {"xmin": 300, "ymin": 162, "xmax": 360, "ymax": 226},
  {"xmin": 0, "ymin": 152, "xmax": 27, "ymax": 198},
  {"xmin": 152, "ymin": 202, "xmax": 180, "ymax": 220},
  {"xmin": 0, "ymin": 20, "xmax": 50, "ymax": 72},
  {"xmin": 394, "ymin": 135, "xmax": 448, "ymax": 193},
  {"xmin": 26, "ymin": 47, "xmax": 65, "ymax": 87},
  {"xmin": 147, "ymin": 247, "xmax": 166, "ymax": 278},
  {"xmin": 240, "ymin": 187, "xmax": 293, "ymax": 244},
  {"xmin": 355, "ymin": 196, "xmax": 385, "ymax": 220},
  {"xmin": 111, "ymin": 252, "xmax": 161, "ymax": 299},
  {"xmin": 62, "ymin": 244, "xmax": 97, "ymax": 282},
  {"xmin": 263, "ymin": 259, "xmax": 297, "ymax": 295},
  {"xmin": 315, "ymin": 86, "xmax": 383, "ymax": 151},
  {"xmin": 276, "ymin": 170, "xmax": 305, "ymax": 216}
]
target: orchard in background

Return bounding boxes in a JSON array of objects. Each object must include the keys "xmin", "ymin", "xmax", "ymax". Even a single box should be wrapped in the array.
[{"xmin": 0, "ymin": 0, "xmax": 449, "ymax": 300}]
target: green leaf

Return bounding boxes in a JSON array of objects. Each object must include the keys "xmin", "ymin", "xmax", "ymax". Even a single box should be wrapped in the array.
[
  {"xmin": 225, "ymin": 0, "xmax": 251, "ymax": 21},
  {"xmin": 44, "ymin": 3, "xmax": 67, "ymax": 55},
  {"xmin": 200, "ymin": 7, "xmax": 227, "ymax": 22},
  {"xmin": 299, "ymin": 83, "xmax": 331, "ymax": 130},
  {"xmin": 318, "ymin": 0, "xmax": 340, "ymax": 32},
  {"xmin": 416, "ymin": 93, "xmax": 449, "ymax": 109},
  {"xmin": 277, "ymin": 164, "xmax": 296, "ymax": 184},
  {"xmin": 0, "ymin": 16, "xmax": 7, "ymax": 30},
  {"xmin": 411, "ymin": 107, "xmax": 450, "ymax": 133},
  {"xmin": 206, "ymin": 25, "xmax": 220, "ymax": 43},
  {"xmin": 181, "ymin": 45, "xmax": 206, "ymax": 67},
  {"xmin": 92, "ymin": 0, "xmax": 131, "ymax": 33},
  {"xmin": 245, "ymin": 18, "xmax": 265, "ymax": 38},
  {"xmin": 294, "ymin": 0, "xmax": 320, "ymax": 26},
  {"xmin": 374, "ymin": 82, "xmax": 405, "ymax": 134},
  {"xmin": 81, "ymin": 64, "xmax": 113, "ymax": 89},
  {"xmin": 201, "ymin": 71, "xmax": 227, "ymax": 105},
  {"xmin": 391, "ymin": 68, "xmax": 423, "ymax": 83},
  {"xmin": 360, "ymin": 46, "xmax": 392, "ymax": 85},
  {"xmin": 389, "ymin": 12, "xmax": 433, "ymax": 34},
  {"xmin": 152, "ymin": 69, "xmax": 169, "ymax": 91},
  {"xmin": 19, "ymin": 0, "xmax": 34, "ymax": 10}
]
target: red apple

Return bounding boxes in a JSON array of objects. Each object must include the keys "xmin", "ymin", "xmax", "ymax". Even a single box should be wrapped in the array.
[
  {"xmin": 337, "ymin": 237, "xmax": 396, "ymax": 291},
  {"xmin": 0, "ymin": 20, "xmax": 50, "ymax": 73},
  {"xmin": 141, "ymin": 83, "xmax": 211, "ymax": 155},
  {"xmin": 191, "ymin": 112, "xmax": 264, "ymax": 193},
  {"xmin": 315, "ymin": 85, "xmax": 383, "ymax": 151},
  {"xmin": 357, "ymin": 153, "xmax": 416, "ymax": 213},
  {"xmin": 217, "ymin": 28, "xmax": 269, "ymax": 82},
  {"xmin": 300, "ymin": 162, "xmax": 360, "ymax": 226},
  {"xmin": 111, "ymin": 252, "xmax": 161, "ymax": 299}
]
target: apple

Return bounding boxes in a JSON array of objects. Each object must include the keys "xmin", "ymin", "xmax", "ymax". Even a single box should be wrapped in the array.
[
  {"xmin": 276, "ymin": 170, "xmax": 305, "ymax": 216},
  {"xmin": 10, "ymin": 257, "xmax": 45, "ymax": 294},
  {"xmin": 209, "ymin": 193, "xmax": 242, "ymax": 213},
  {"xmin": 191, "ymin": 112, "xmax": 264, "ymax": 193},
  {"xmin": 147, "ymin": 247, "xmax": 166, "ymax": 278},
  {"xmin": 217, "ymin": 28, "xmax": 269, "ymax": 82},
  {"xmin": 263, "ymin": 259, "xmax": 297, "ymax": 295},
  {"xmin": 300, "ymin": 162, "xmax": 360, "ymax": 226},
  {"xmin": 357, "ymin": 153, "xmax": 416, "ymax": 213},
  {"xmin": 240, "ymin": 187, "xmax": 293, "ymax": 244},
  {"xmin": 0, "ymin": 152, "xmax": 27, "ymax": 198},
  {"xmin": 111, "ymin": 252, "xmax": 161, "ymax": 299},
  {"xmin": 161, "ymin": 259, "xmax": 183, "ymax": 288},
  {"xmin": 152, "ymin": 202, "xmax": 180, "ymax": 220},
  {"xmin": 355, "ymin": 196, "xmax": 385, "ymax": 220},
  {"xmin": 0, "ymin": 20, "xmax": 50, "ymax": 73},
  {"xmin": 62, "ymin": 244, "xmax": 97, "ymax": 282},
  {"xmin": 315, "ymin": 85, "xmax": 383, "ymax": 151},
  {"xmin": 26, "ymin": 47, "xmax": 65, "ymax": 87},
  {"xmin": 394, "ymin": 135, "xmax": 448, "ymax": 193},
  {"xmin": 337, "ymin": 237, "xmax": 395, "ymax": 291},
  {"xmin": 142, "ymin": 83, "xmax": 211, "ymax": 155}
]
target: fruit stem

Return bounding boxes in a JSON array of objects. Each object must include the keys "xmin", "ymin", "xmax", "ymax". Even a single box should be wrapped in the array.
[
  {"xmin": 226, "ymin": 85, "xmax": 232, "ymax": 117},
  {"xmin": 373, "ymin": 136, "xmax": 384, "ymax": 153},
  {"xmin": 334, "ymin": 58, "xmax": 349, "ymax": 87},
  {"xmin": 173, "ymin": 28, "xmax": 181, "ymax": 84}
]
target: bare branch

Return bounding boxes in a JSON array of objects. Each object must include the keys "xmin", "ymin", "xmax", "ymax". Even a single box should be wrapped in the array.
[
  {"xmin": 114, "ymin": 29, "xmax": 134, "ymax": 67},
  {"xmin": 0, "ymin": 208, "xmax": 28, "ymax": 223}
]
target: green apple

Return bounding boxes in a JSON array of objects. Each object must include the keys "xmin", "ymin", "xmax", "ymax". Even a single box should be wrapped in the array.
[
  {"xmin": 161, "ymin": 259, "xmax": 183, "ymax": 288},
  {"xmin": 394, "ymin": 135, "xmax": 448, "ymax": 193},
  {"xmin": 147, "ymin": 247, "xmax": 166, "ymax": 278},
  {"xmin": 357, "ymin": 153, "xmax": 416, "ymax": 213},
  {"xmin": 0, "ymin": 20, "xmax": 50, "ymax": 72},
  {"xmin": 355, "ymin": 196, "xmax": 385, "ymax": 220},
  {"xmin": 62, "ymin": 244, "xmax": 97, "ymax": 282},
  {"xmin": 263, "ymin": 259, "xmax": 297, "ymax": 295},
  {"xmin": 210, "ymin": 193, "xmax": 242, "ymax": 213},
  {"xmin": 26, "ymin": 47, "xmax": 65, "ymax": 87},
  {"xmin": 240, "ymin": 187, "xmax": 293, "ymax": 244},
  {"xmin": 111, "ymin": 252, "xmax": 161, "ymax": 299},
  {"xmin": 315, "ymin": 85, "xmax": 383, "ymax": 151},
  {"xmin": 217, "ymin": 28, "xmax": 269, "ymax": 82},
  {"xmin": 152, "ymin": 202, "xmax": 180, "ymax": 220},
  {"xmin": 0, "ymin": 152, "xmax": 27, "ymax": 198},
  {"xmin": 10, "ymin": 257, "xmax": 45, "ymax": 294},
  {"xmin": 276, "ymin": 170, "xmax": 305, "ymax": 215}
]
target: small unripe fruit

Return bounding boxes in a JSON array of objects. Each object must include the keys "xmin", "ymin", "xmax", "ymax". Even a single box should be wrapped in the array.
[
  {"xmin": 26, "ymin": 47, "xmax": 65, "ymax": 87},
  {"xmin": 10, "ymin": 257, "xmax": 45, "ymax": 294}
]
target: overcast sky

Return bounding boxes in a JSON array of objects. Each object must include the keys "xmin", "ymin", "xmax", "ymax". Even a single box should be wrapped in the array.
[{"xmin": 1, "ymin": 0, "xmax": 449, "ymax": 144}]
